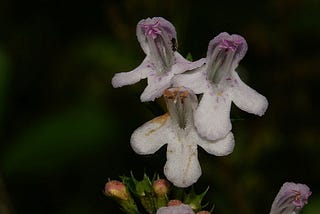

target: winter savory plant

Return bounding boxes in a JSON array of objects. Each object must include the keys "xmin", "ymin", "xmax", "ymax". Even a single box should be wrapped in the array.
[{"xmin": 105, "ymin": 17, "xmax": 311, "ymax": 214}]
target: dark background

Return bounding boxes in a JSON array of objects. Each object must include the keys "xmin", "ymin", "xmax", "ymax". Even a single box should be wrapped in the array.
[{"xmin": 0, "ymin": 0, "xmax": 319, "ymax": 213}]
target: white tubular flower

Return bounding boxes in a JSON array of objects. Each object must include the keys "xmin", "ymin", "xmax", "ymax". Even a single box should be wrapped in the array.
[
  {"xmin": 270, "ymin": 182, "xmax": 311, "ymax": 214},
  {"xmin": 173, "ymin": 32, "xmax": 268, "ymax": 141},
  {"xmin": 130, "ymin": 87, "xmax": 234, "ymax": 187},
  {"xmin": 111, "ymin": 17, "xmax": 205, "ymax": 102},
  {"xmin": 156, "ymin": 204, "xmax": 195, "ymax": 214}
]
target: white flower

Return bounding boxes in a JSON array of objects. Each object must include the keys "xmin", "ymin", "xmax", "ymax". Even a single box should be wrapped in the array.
[
  {"xmin": 130, "ymin": 87, "xmax": 234, "ymax": 187},
  {"xmin": 173, "ymin": 32, "xmax": 268, "ymax": 140},
  {"xmin": 111, "ymin": 17, "xmax": 205, "ymax": 102},
  {"xmin": 270, "ymin": 182, "xmax": 311, "ymax": 214},
  {"xmin": 156, "ymin": 204, "xmax": 195, "ymax": 214}
]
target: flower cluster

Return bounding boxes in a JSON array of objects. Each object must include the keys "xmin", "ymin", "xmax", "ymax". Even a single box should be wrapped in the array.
[
  {"xmin": 112, "ymin": 17, "xmax": 268, "ymax": 187},
  {"xmin": 108, "ymin": 17, "xmax": 312, "ymax": 213}
]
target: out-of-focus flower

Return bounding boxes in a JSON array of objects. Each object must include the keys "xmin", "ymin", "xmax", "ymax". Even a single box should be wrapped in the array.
[
  {"xmin": 156, "ymin": 203, "xmax": 195, "ymax": 214},
  {"xmin": 131, "ymin": 87, "xmax": 234, "ymax": 187},
  {"xmin": 112, "ymin": 17, "xmax": 205, "ymax": 102},
  {"xmin": 173, "ymin": 32, "xmax": 268, "ymax": 140},
  {"xmin": 270, "ymin": 182, "xmax": 311, "ymax": 214}
]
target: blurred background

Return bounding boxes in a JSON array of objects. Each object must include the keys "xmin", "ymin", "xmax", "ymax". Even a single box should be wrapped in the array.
[{"xmin": 0, "ymin": 0, "xmax": 319, "ymax": 213}]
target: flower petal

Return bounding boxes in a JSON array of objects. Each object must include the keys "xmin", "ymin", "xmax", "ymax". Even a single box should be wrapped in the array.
[
  {"xmin": 164, "ymin": 139, "xmax": 201, "ymax": 188},
  {"xmin": 172, "ymin": 52, "xmax": 205, "ymax": 75},
  {"xmin": 111, "ymin": 57, "xmax": 151, "ymax": 88},
  {"xmin": 140, "ymin": 72, "xmax": 174, "ymax": 102},
  {"xmin": 194, "ymin": 89, "xmax": 232, "ymax": 141},
  {"xmin": 230, "ymin": 72, "xmax": 268, "ymax": 116},
  {"xmin": 172, "ymin": 68, "xmax": 209, "ymax": 94},
  {"xmin": 157, "ymin": 204, "xmax": 194, "ymax": 214},
  {"xmin": 270, "ymin": 182, "xmax": 311, "ymax": 214},
  {"xmin": 130, "ymin": 114, "xmax": 170, "ymax": 155},
  {"xmin": 139, "ymin": 54, "xmax": 205, "ymax": 102},
  {"xmin": 205, "ymin": 33, "xmax": 248, "ymax": 85},
  {"xmin": 197, "ymin": 132, "xmax": 235, "ymax": 156},
  {"xmin": 207, "ymin": 32, "xmax": 247, "ymax": 67},
  {"xmin": 136, "ymin": 17, "xmax": 177, "ymax": 56}
]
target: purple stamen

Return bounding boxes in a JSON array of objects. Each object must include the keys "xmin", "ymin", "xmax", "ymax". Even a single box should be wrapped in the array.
[
  {"xmin": 219, "ymin": 39, "xmax": 243, "ymax": 52},
  {"xmin": 143, "ymin": 21, "xmax": 162, "ymax": 39}
]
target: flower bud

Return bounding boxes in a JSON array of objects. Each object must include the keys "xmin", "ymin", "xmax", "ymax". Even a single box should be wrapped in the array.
[
  {"xmin": 104, "ymin": 180, "xmax": 140, "ymax": 214},
  {"xmin": 153, "ymin": 179, "xmax": 171, "ymax": 196},
  {"xmin": 104, "ymin": 180, "xmax": 129, "ymax": 201}
]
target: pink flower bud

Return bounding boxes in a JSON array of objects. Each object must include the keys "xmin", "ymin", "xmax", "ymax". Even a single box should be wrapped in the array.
[
  {"xmin": 153, "ymin": 179, "xmax": 170, "ymax": 196},
  {"xmin": 104, "ymin": 180, "xmax": 129, "ymax": 201}
]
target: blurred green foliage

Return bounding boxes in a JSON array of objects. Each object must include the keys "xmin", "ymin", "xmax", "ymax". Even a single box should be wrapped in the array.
[
  {"xmin": 0, "ymin": 0, "xmax": 319, "ymax": 213},
  {"xmin": 2, "ymin": 103, "xmax": 115, "ymax": 174}
]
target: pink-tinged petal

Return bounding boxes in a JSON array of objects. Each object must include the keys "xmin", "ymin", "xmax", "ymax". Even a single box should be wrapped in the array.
[
  {"xmin": 140, "ymin": 72, "xmax": 174, "ymax": 102},
  {"xmin": 196, "ymin": 132, "xmax": 235, "ymax": 156},
  {"xmin": 113, "ymin": 17, "xmax": 206, "ymax": 97},
  {"xmin": 229, "ymin": 72, "xmax": 268, "ymax": 116},
  {"xmin": 205, "ymin": 33, "xmax": 247, "ymax": 85},
  {"xmin": 270, "ymin": 182, "xmax": 311, "ymax": 214},
  {"xmin": 130, "ymin": 114, "xmax": 170, "ymax": 155},
  {"xmin": 157, "ymin": 204, "xmax": 194, "ymax": 214},
  {"xmin": 111, "ymin": 57, "xmax": 151, "ymax": 88},
  {"xmin": 172, "ymin": 68, "xmax": 209, "ymax": 94},
  {"xmin": 194, "ymin": 90, "xmax": 232, "ymax": 141},
  {"xmin": 164, "ymin": 138, "xmax": 201, "ymax": 188},
  {"xmin": 207, "ymin": 32, "xmax": 247, "ymax": 66},
  {"xmin": 136, "ymin": 17, "xmax": 177, "ymax": 73},
  {"xmin": 137, "ymin": 17, "xmax": 177, "ymax": 55}
]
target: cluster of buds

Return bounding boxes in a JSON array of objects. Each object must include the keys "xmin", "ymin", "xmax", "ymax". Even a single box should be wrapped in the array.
[{"xmin": 104, "ymin": 173, "xmax": 213, "ymax": 214}]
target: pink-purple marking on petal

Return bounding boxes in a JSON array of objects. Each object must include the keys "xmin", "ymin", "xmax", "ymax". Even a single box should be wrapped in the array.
[
  {"xmin": 291, "ymin": 189, "xmax": 311, "ymax": 208},
  {"xmin": 143, "ymin": 21, "xmax": 162, "ymax": 39},
  {"xmin": 219, "ymin": 39, "xmax": 243, "ymax": 52}
]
